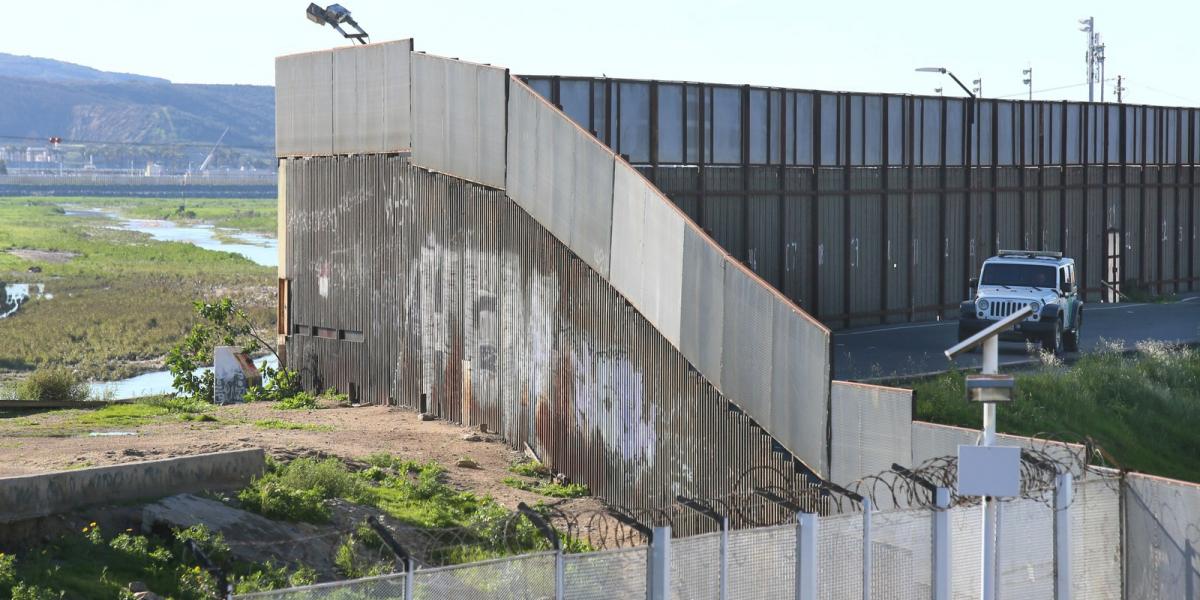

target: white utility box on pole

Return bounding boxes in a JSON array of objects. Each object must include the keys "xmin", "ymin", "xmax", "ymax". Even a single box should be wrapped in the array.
[{"xmin": 944, "ymin": 305, "xmax": 1032, "ymax": 600}]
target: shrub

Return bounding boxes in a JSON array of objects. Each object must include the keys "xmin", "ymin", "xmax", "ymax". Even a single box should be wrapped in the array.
[
  {"xmin": 237, "ymin": 480, "xmax": 330, "ymax": 524},
  {"xmin": 173, "ymin": 524, "xmax": 231, "ymax": 565},
  {"xmin": 14, "ymin": 367, "xmax": 89, "ymax": 403},
  {"xmin": 509, "ymin": 460, "xmax": 550, "ymax": 478},
  {"xmin": 10, "ymin": 583, "xmax": 62, "ymax": 600},
  {"xmin": 0, "ymin": 551, "xmax": 15, "ymax": 586},
  {"xmin": 274, "ymin": 391, "xmax": 317, "ymax": 410},
  {"xmin": 233, "ymin": 562, "xmax": 317, "ymax": 593}
]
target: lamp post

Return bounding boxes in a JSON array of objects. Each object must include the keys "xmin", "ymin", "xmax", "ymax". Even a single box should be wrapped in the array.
[
  {"xmin": 945, "ymin": 305, "xmax": 1032, "ymax": 600},
  {"xmin": 1079, "ymin": 17, "xmax": 1095, "ymax": 102},
  {"xmin": 306, "ymin": 3, "xmax": 370, "ymax": 44},
  {"xmin": 1022, "ymin": 68, "xmax": 1033, "ymax": 101},
  {"xmin": 917, "ymin": 66, "xmax": 976, "ymax": 298}
]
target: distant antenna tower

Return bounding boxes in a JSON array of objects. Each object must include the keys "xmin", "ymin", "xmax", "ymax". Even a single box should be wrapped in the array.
[{"xmin": 198, "ymin": 128, "xmax": 229, "ymax": 172}]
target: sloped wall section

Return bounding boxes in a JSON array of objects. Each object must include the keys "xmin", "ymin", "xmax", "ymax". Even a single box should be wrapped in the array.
[
  {"xmin": 276, "ymin": 42, "xmax": 832, "ymax": 485},
  {"xmin": 283, "ymin": 154, "xmax": 822, "ymax": 515}
]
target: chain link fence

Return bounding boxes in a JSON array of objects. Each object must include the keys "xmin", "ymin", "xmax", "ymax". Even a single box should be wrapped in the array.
[{"xmin": 236, "ymin": 468, "xmax": 1165, "ymax": 600}]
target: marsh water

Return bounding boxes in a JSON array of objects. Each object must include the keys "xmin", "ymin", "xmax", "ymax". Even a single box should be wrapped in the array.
[
  {"xmin": 54, "ymin": 208, "xmax": 281, "ymax": 398},
  {"xmin": 64, "ymin": 208, "xmax": 279, "ymax": 267},
  {"xmin": 89, "ymin": 354, "xmax": 279, "ymax": 400}
]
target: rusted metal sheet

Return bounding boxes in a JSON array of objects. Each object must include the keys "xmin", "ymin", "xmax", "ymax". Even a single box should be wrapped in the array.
[{"xmin": 284, "ymin": 155, "xmax": 824, "ymax": 521}]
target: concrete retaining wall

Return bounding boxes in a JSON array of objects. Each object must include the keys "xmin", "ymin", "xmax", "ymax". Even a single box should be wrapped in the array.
[{"xmin": 0, "ymin": 449, "xmax": 265, "ymax": 523}]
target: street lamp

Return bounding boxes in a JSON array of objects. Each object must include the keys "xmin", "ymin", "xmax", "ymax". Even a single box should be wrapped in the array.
[
  {"xmin": 972, "ymin": 78, "xmax": 982, "ymax": 97},
  {"xmin": 1022, "ymin": 68, "xmax": 1033, "ymax": 101},
  {"xmin": 306, "ymin": 3, "xmax": 370, "ymax": 45},
  {"xmin": 917, "ymin": 66, "xmax": 976, "ymax": 297}
]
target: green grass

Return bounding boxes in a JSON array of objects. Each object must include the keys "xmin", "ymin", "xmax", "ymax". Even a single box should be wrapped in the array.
[
  {"xmin": 4, "ymin": 523, "xmax": 315, "ymax": 599},
  {"xmin": 912, "ymin": 341, "xmax": 1200, "ymax": 482},
  {"xmin": 0, "ymin": 197, "xmax": 274, "ymax": 380},
  {"xmin": 252, "ymin": 419, "xmax": 333, "ymax": 432},
  {"xmin": 63, "ymin": 196, "xmax": 278, "ymax": 234},
  {"xmin": 237, "ymin": 455, "xmax": 584, "ymax": 565},
  {"xmin": 0, "ymin": 396, "xmax": 217, "ymax": 437}
]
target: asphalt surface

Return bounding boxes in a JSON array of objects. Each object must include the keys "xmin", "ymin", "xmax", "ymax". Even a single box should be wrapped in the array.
[{"xmin": 833, "ymin": 293, "xmax": 1200, "ymax": 381}]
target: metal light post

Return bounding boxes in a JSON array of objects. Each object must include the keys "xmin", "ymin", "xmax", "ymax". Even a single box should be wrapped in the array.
[
  {"xmin": 972, "ymin": 78, "xmax": 982, "ymax": 98},
  {"xmin": 1079, "ymin": 17, "xmax": 1095, "ymax": 102},
  {"xmin": 944, "ymin": 305, "xmax": 1031, "ymax": 600},
  {"xmin": 1022, "ymin": 68, "xmax": 1033, "ymax": 101},
  {"xmin": 916, "ymin": 66, "xmax": 975, "ymax": 290}
]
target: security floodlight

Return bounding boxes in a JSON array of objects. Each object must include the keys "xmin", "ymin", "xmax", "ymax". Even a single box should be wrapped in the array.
[
  {"xmin": 306, "ymin": 3, "xmax": 370, "ymax": 45},
  {"xmin": 1023, "ymin": 68, "xmax": 1032, "ymax": 75},
  {"xmin": 934, "ymin": 87, "xmax": 943, "ymax": 95}
]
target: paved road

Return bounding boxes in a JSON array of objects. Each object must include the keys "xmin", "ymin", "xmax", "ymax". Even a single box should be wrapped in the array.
[{"xmin": 833, "ymin": 294, "xmax": 1200, "ymax": 381}]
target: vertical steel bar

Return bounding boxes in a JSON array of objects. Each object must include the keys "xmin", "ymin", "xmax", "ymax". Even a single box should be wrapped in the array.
[
  {"xmin": 1055, "ymin": 472, "xmax": 1074, "ymax": 600},
  {"xmin": 649, "ymin": 526, "xmax": 671, "ymax": 600},
  {"xmin": 862, "ymin": 496, "xmax": 873, "ymax": 600},
  {"xmin": 720, "ymin": 515, "xmax": 730, "ymax": 600},
  {"xmin": 796, "ymin": 512, "xmax": 819, "ymax": 600},
  {"xmin": 933, "ymin": 487, "xmax": 951, "ymax": 600}
]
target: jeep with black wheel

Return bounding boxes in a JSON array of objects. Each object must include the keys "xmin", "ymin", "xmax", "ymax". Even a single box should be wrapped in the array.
[{"xmin": 957, "ymin": 250, "xmax": 1083, "ymax": 355}]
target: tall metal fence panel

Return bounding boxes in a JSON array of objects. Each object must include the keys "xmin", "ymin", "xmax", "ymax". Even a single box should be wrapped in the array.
[
  {"xmin": 563, "ymin": 546, "xmax": 647, "ymax": 600},
  {"xmin": 411, "ymin": 551, "xmax": 555, "ymax": 599},
  {"xmin": 523, "ymin": 76, "xmax": 1200, "ymax": 328},
  {"xmin": 1071, "ymin": 476, "xmax": 1122, "ymax": 599},
  {"xmin": 669, "ymin": 531, "xmax": 720, "ymax": 600},
  {"xmin": 948, "ymin": 504, "xmax": 983, "ymax": 598},
  {"xmin": 1124, "ymin": 473, "xmax": 1200, "ymax": 599},
  {"xmin": 870, "ymin": 508, "xmax": 932, "ymax": 599},
  {"xmin": 996, "ymin": 496, "xmax": 1055, "ymax": 598},
  {"xmin": 727, "ymin": 524, "xmax": 795, "ymax": 599},
  {"xmin": 830, "ymin": 381, "xmax": 912, "ymax": 488},
  {"xmin": 819, "ymin": 512, "xmax": 864, "ymax": 599}
]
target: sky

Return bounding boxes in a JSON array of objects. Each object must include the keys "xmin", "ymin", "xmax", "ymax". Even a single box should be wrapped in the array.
[{"xmin": 2, "ymin": 0, "xmax": 1197, "ymax": 107}]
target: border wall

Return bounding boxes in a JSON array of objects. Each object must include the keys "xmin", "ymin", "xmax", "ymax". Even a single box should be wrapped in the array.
[
  {"xmin": 275, "ymin": 40, "xmax": 831, "ymax": 513},
  {"xmin": 520, "ymin": 76, "xmax": 1200, "ymax": 329}
]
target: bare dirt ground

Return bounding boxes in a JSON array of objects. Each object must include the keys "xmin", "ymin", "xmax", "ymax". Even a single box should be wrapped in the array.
[
  {"xmin": 7, "ymin": 249, "xmax": 77, "ymax": 263},
  {"xmin": 0, "ymin": 403, "xmax": 606, "ymax": 514}
]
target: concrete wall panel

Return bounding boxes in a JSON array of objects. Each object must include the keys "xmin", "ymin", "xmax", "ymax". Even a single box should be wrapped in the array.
[
  {"xmin": 720, "ymin": 265, "xmax": 776, "ymax": 422},
  {"xmin": 505, "ymin": 81, "xmax": 615, "ymax": 276},
  {"xmin": 0, "ymin": 450, "xmax": 266, "ymax": 524},
  {"xmin": 1125, "ymin": 473, "xmax": 1200, "ymax": 600},
  {"xmin": 411, "ymin": 53, "xmax": 507, "ymax": 189},
  {"xmin": 911, "ymin": 421, "xmax": 1085, "ymax": 471},
  {"xmin": 275, "ymin": 50, "xmax": 333, "ymax": 156},
  {"xmin": 381, "ymin": 40, "xmax": 412, "ymax": 152},
  {"xmin": 770, "ymin": 299, "xmax": 832, "ymax": 475},
  {"xmin": 332, "ymin": 47, "xmax": 358, "ymax": 154},
  {"xmin": 830, "ymin": 381, "xmax": 911, "ymax": 485},
  {"xmin": 610, "ymin": 162, "xmax": 684, "ymax": 347},
  {"xmin": 679, "ymin": 227, "xmax": 726, "ymax": 389}
]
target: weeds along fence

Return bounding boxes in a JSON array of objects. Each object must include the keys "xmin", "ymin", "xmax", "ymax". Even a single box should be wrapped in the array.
[{"xmin": 235, "ymin": 463, "xmax": 1132, "ymax": 600}]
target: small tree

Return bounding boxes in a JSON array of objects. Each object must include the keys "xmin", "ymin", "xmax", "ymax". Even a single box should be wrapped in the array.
[{"xmin": 167, "ymin": 298, "xmax": 298, "ymax": 402}]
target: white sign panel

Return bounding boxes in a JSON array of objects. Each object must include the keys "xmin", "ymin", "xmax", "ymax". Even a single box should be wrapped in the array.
[{"xmin": 957, "ymin": 445, "xmax": 1021, "ymax": 497}]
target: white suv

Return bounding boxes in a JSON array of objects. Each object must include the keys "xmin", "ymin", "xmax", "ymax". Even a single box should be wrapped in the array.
[{"xmin": 957, "ymin": 250, "xmax": 1084, "ymax": 354}]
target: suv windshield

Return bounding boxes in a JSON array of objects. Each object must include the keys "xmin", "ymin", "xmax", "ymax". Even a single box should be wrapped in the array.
[{"xmin": 981, "ymin": 263, "xmax": 1056, "ymax": 288}]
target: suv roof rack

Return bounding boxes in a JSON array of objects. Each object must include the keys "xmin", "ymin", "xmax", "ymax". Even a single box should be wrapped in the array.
[{"xmin": 996, "ymin": 249, "xmax": 1063, "ymax": 260}]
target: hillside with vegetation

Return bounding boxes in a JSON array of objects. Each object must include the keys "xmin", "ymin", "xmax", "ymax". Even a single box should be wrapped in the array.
[{"xmin": 0, "ymin": 53, "xmax": 274, "ymax": 169}]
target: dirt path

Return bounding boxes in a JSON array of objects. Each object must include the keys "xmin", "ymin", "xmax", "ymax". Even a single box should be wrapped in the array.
[{"xmin": 0, "ymin": 403, "xmax": 605, "ymax": 514}]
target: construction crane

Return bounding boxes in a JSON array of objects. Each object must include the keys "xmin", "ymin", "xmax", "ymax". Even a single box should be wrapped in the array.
[{"xmin": 198, "ymin": 127, "xmax": 229, "ymax": 173}]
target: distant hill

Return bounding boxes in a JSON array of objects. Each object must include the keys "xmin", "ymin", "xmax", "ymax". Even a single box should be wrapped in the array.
[
  {"xmin": 0, "ymin": 53, "xmax": 170, "ymax": 84},
  {"xmin": 0, "ymin": 53, "xmax": 274, "ymax": 166}
]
